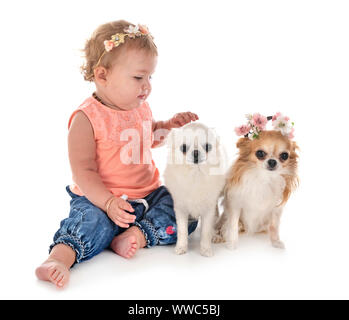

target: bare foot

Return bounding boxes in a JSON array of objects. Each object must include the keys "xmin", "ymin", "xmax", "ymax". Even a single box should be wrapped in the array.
[
  {"xmin": 35, "ymin": 259, "xmax": 70, "ymax": 289},
  {"xmin": 110, "ymin": 226, "xmax": 146, "ymax": 259}
]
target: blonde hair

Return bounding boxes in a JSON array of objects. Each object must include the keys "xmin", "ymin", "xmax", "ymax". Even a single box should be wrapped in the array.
[{"xmin": 81, "ymin": 20, "xmax": 158, "ymax": 81}]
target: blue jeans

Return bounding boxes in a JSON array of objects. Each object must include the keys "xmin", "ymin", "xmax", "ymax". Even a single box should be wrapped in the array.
[{"xmin": 49, "ymin": 185, "xmax": 198, "ymax": 264}]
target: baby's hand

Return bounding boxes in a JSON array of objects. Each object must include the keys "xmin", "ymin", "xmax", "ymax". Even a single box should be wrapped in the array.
[
  {"xmin": 168, "ymin": 112, "xmax": 199, "ymax": 128},
  {"xmin": 107, "ymin": 197, "xmax": 136, "ymax": 228}
]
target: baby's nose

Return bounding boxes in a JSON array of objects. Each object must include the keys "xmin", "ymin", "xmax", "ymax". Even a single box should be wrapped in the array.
[{"xmin": 143, "ymin": 80, "xmax": 151, "ymax": 90}]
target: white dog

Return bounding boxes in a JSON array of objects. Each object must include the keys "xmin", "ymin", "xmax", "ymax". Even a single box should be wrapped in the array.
[{"xmin": 163, "ymin": 122, "xmax": 227, "ymax": 257}]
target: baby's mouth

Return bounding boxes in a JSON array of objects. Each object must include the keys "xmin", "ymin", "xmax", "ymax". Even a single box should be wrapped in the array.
[{"xmin": 138, "ymin": 94, "xmax": 146, "ymax": 100}]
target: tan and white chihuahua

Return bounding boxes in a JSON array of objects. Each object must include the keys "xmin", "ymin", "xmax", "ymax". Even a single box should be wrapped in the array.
[{"xmin": 214, "ymin": 128, "xmax": 298, "ymax": 249}]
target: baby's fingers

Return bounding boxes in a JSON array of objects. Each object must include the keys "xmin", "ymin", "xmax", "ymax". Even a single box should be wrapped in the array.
[
  {"xmin": 175, "ymin": 113, "xmax": 188, "ymax": 126},
  {"xmin": 179, "ymin": 112, "xmax": 198, "ymax": 125},
  {"xmin": 188, "ymin": 112, "xmax": 199, "ymax": 121},
  {"xmin": 111, "ymin": 211, "xmax": 135, "ymax": 228},
  {"xmin": 182, "ymin": 113, "xmax": 192, "ymax": 124},
  {"xmin": 118, "ymin": 199, "xmax": 135, "ymax": 213},
  {"xmin": 117, "ymin": 209, "xmax": 136, "ymax": 223},
  {"xmin": 114, "ymin": 219, "xmax": 130, "ymax": 229}
]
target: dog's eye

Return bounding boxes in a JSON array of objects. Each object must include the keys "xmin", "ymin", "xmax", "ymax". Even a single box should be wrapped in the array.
[
  {"xmin": 280, "ymin": 152, "xmax": 289, "ymax": 161},
  {"xmin": 205, "ymin": 143, "xmax": 212, "ymax": 152},
  {"xmin": 255, "ymin": 150, "xmax": 266, "ymax": 160},
  {"xmin": 180, "ymin": 144, "xmax": 187, "ymax": 153}
]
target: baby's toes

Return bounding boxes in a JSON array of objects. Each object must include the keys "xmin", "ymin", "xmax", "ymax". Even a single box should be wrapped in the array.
[
  {"xmin": 127, "ymin": 246, "xmax": 138, "ymax": 258},
  {"xmin": 49, "ymin": 268, "xmax": 60, "ymax": 282},
  {"xmin": 129, "ymin": 247, "xmax": 137, "ymax": 256},
  {"xmin": 52, "ymin": 271, "xmax": 65, "ymax": 287},
  {"xmin": 57, "ymin": 273, "xmax": 69, "ymax": 288},
  {"xmin": 56, "ymin": 274, "xmax": 65, "ymax": 288}
]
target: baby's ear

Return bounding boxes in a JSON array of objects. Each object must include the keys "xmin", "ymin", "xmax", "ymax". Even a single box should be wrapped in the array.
[
  {"xmin": 236, "ymin": 137, "xmax": 250, "ymax": 150},
  {"xmin": 94, "ymin": 66, "xmax": 108, "ymax": 84}
]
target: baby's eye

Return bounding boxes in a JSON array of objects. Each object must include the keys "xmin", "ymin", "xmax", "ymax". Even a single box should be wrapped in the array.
[{"xmin": 134, "ymin": 76, "xmax": 152, "ymax": 81}]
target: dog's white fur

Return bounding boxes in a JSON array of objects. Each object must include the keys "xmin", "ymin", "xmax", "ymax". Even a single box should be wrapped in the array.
[{"xmin": 163, "ymin": 122, "xmax": 227, "ymax": 257}]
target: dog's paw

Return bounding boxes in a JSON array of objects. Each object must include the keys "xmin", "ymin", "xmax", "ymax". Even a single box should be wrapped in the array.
[
  {"xmin": 175, "ymin": 245, "xmax": 187, "ymax": 255},
  {"xmin": 212, "ymin": 234, "xmax": 225, "ymax": 243},
  {"xmin": 200, "ymin": 246, "xmax": 213, "ymax": 257},
  {"xmin": 272, "ymin": 240, "xmax": 285, "ymax": 249},
  {"xmin": 226, "ymin": 241, "xmax": 238, "ymax": 250}
]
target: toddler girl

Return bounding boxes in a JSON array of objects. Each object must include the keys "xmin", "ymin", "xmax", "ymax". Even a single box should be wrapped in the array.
[{"xmin": 35, "ymin": 20, "xmax": 199, "ymax": 289}]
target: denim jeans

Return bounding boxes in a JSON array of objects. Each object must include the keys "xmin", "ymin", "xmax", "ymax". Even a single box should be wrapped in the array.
[{"xmin": 49, "ymin": 185, "xmax": 198, "ymax": 264}]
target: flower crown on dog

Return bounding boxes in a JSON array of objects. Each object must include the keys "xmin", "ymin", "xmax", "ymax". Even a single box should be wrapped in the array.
[
  {"xmin": 235, "ymin": 112, "xmax": 295, "ymax": 140},
  {"xmin": 95, "ymin": 24, "xmax": 152, "ymax": 68}
]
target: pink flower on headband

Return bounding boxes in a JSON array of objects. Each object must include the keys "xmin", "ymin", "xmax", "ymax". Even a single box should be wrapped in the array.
[
  {"xmin": 104, "ymin": 40, "xmax": 115, "ymax": 52},
  {"xmin": 288, "ymin": 127, "xmax": 295, "ymax": 139},
  {"xmin": 235, "ymin": 124, "xmax": 251, "ymax": 136},
  {"xmin": 138, "ymin": 24, "xmax": 149, "ymax": 34},
  {"xmin": 272, "ymin": 112, "xmax": 295, "ymax": 138},
  {"xmin": 272, "ymin": 112, "xmax": 282, "ymax": 121},
  {"xmin": 252, "ymin": 113, "xmax": 268, "ymax": 131},
  {"xmin": 124, "ymin": 25, "xmax": 139, "ymax": 34},
  {"xmin": 100, "ymin": 24, "xmax": 151, "ymax": 56}
]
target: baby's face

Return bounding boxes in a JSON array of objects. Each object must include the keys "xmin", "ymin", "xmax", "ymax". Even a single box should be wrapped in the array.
[{"xmin": 104, "ymin": 48, "xmax": 157, "ymax": 110}]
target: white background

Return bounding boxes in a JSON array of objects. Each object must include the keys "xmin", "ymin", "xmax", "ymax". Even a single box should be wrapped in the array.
[{"xmin": 0, "ymin": 0, "xmax": 348, "ymax": 299}]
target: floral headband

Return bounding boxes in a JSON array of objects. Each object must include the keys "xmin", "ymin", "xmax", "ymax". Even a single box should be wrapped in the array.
[
  {"xmin": 235, "ymin": 112, "xmax": 295, "ymax": 140},
  {"xmin": 95, "ymin": 24, "xmax": 152, "ymax": 68}
]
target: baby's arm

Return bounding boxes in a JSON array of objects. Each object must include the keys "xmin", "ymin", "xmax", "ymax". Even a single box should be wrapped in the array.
[
  {"xmin": 151, "ymin": 119, "xmax": 171, "ymax": 148},
  {"xmin": 68, "ymin": 111, "xmax": 113, "ymax": 210},
  {"xmin": 68, "ymin": 112, "xmax": 135, "ymax": 227}
]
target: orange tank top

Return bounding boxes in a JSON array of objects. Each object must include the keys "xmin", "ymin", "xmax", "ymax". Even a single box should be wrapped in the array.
[{"xmin": 68, "ymin": 96, "xmax": 161, "ymax": 199}]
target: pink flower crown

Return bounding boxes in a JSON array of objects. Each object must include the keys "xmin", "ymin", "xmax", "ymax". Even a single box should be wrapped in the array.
[
  {"xmin": 95, "ymin": 24, "xmax": 152, "ymax": 68},
  {"xmin": 103, "ymin": 24, "xmax": 152, "ymax": 52},
  {"xmin": 235, "ymin": 113, "xmax": 295, "ymax": 140}
]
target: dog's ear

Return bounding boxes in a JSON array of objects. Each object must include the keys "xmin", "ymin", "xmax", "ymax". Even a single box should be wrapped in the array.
[
  {"xmin": 290, "ymin": 140, "xmax": 299, "ymax": 160},
  {"xmin": 209, "ymin": 127, "xmax": 220, "ymax": 146},
  {"xmin": 236, "ymin": 137, "xmax": 250, "ymax": 150},
  {"xmin": 216, "ymin": 135, "xmax": 221, "ymax": 146},
  {"xmin": 292, "ymin": 141, "xmax": 299, "ymax": 152}
]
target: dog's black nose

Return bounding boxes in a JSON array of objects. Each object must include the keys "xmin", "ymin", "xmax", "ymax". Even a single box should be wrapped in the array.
[
  {"xmin": 268, "ymin": 159, "xmax": 277, "ymax": 168},
  {"xmin": 193, "ymin": 150, "xmax": 199, "ymax": 163}
]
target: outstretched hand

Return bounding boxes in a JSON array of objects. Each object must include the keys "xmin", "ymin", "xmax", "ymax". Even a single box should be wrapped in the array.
[{"xmin": 168, "ymin": 112, "xmax": 199, "ymax": 128}]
